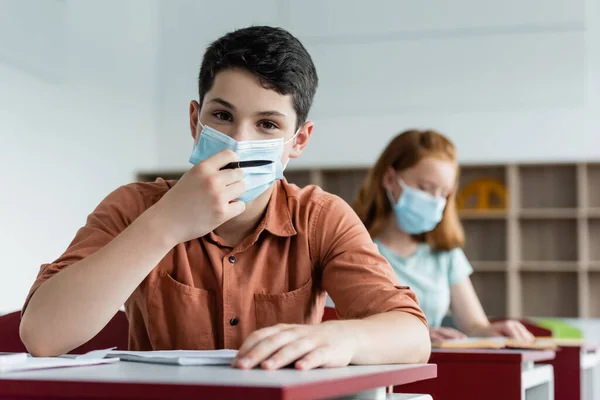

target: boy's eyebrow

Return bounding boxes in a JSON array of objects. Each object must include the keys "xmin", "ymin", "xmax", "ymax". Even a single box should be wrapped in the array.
[
  {"xmin": 209, "ymin": 98, "xmax": 236, "ymax": 110},
  {"xmin": 255, "ymin": 110, "xmax": 287, "ymax": 118},
  {"xmin": 209, "ymin": 98, "xmax": 286, "ymax": 118}
]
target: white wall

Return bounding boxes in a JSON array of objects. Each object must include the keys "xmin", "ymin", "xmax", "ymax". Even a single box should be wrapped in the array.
[
  {"xmin": 0, "ymin": 0, "xmax": 159, "ymax": 314},
  {"xmin": 155, "ymin": 0, "xmax": 599, "ymax": 170},
  {"xmin": 586, "ymin": 0, "xmax": 600, "ymax": 141},
  {"xmin": 154, "ymin": 0, "xmax": 282, "ymax": 169},
  {"xmin": 2, "ymin": 0, "xmax": 599, "ymax": 313}
]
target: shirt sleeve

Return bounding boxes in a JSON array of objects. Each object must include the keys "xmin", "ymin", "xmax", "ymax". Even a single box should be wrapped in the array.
[
  {"xmin": 448, "ymin": 248, "xmax": 474, "ymax": 286},
  {"xmin": 21, "ymin": 183, "xmax": 149, "ymax": 315},
  {"xmin": 314, "ymin": 195, "xmax": 427, "ymax": 327}
]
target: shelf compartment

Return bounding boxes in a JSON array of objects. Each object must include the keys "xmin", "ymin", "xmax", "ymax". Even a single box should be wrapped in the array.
[
  {"xmin": 321, "ymin": 169, "xmax": 369, "ymax": 204},
  {"xmin": 463, "ymin": 220, "xmax": 506, "ymax": 262},
  {"xmin": 587, "ymin": 164, "xmax": 600, "ymax": 208},
  {"xmin": 519, "ymin": 164, "xmax": 577, "ymax": 209},
  {"xmin": 521, "ymin": 271, "xmax": 578, "ymax": 317},
  {"xmin": 520, "ymin": 219, "xmax": 577, "ymax": 262}
]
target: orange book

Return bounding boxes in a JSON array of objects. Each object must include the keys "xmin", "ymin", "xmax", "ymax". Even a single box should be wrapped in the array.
[
  {"xmin": 534, "ymin": 337, "xmax": 587, "ymax": 347},
  {"xmin": 432, "ymin": 337, "xmax": 557, "ymax": 350},
  {"xmin": 432, "ymin": 338, "xmax": 506, "ymax": 349},
  {"xmin": 505, "ymin": 339, "xmax": 557, "ymax": 350}
]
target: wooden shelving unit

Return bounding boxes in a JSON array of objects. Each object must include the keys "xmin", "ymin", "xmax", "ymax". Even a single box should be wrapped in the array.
[{"xmin": 137, "ymin": 161, "xmax": 600, "ymax": 319}]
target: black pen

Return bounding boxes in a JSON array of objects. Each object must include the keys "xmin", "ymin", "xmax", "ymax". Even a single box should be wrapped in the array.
[{"xmin": 220, "ymin": 160, "xmax": 274, "ymax": 170}]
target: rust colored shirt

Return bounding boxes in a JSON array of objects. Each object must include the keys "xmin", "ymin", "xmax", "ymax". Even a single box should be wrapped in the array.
[{"xmin": 23, "ymin": 179, "xmax": 426, "ymax": 350}]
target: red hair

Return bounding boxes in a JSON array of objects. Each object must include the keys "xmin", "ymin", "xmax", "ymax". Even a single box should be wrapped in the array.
[{"xmin": 352, "ymin": 130, "xmax": 464, "ymax": 251}]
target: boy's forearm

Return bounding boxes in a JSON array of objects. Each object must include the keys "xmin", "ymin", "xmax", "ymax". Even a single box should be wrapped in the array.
[
  {"xmin": 350, "ymin": 311, "xmax": 431, "ymax": 365},
  {"xmin": 20, "ymin": 207, "xmax": 174, "ymax": 357}
]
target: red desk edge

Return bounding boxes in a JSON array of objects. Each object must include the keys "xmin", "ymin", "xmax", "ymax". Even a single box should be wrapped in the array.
[
  {"xmin": 0, "ymin": 364, "xmax": 437, "ymax": 400},
  {"xmin": 431, "ymin": 349, "xmax": 556, "ymax": 363}
]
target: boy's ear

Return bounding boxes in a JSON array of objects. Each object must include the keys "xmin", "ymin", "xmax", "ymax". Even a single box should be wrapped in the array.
[
  {"xmin": 189, "ymin": 100, "xmax": 201, "ymax": 141},
  {"xmin": 288, "ymin": 121, "xmax": 314, "ymax": 159}
]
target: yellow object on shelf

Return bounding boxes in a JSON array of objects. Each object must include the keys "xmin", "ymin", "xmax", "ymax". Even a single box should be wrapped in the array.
[{"xmin": 456, "ymin": 178, "xmax": 508, "ymax": 210}]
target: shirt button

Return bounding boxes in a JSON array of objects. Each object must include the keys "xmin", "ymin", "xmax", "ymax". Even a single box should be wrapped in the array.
[
  {"xmin": 229, "ymin": 317, "xmax": 239, "ymax": 326},
  {"xmin": 228, "ymin": 256, "xmax": 236, "ymax": 264}
]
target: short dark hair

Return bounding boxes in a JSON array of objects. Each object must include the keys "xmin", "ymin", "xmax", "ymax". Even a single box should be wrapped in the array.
[{"xmin": 198, "ymin": 26, "xmax": 318, "ymax": 128}]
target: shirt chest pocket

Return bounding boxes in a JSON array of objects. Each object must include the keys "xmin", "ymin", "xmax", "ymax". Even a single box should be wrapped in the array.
[
  {"xmin": 254, "ymin": 277, "xmax": 322, "ymax": 329},
  {"xmin": 147, "ymin": 271, "xmax": 217, "ymax": 350}
]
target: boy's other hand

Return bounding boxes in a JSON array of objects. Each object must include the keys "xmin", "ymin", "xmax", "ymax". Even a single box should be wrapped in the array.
[
  {"xmin": 150, "ymin": 149, "xmax": 246, "ymax": 245},
  {"xmin": 232, "ymin": 322, "xmax": 359, "ymax": 371}
]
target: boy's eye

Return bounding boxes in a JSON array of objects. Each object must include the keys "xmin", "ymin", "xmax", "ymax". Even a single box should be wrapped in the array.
[
  {"xmin": 213, "ymin": 112, "xmax": 232, "ymax": 121},
  {"xmin": 259, "ymin": 121, "xmax": 278, "ymax": 130}
]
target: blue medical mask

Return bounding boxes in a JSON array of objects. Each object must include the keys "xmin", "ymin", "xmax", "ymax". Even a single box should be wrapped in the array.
[
  {"xmin": 387, "ymin": 178, "xmax": 447, "ymax": 234},
  {"xmin": 189, "ymin": 121, "xmax": 298, "ymax": 203}
]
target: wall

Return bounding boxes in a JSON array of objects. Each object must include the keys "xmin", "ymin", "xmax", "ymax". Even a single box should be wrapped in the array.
[
  {"xmin": 1, "ymin": 0, "xmax": 598, "ymax": 313},
  {"xmin": 586, "ymin": 0, "xmax": 600, "ymax": 144},
  {"xmin": 0, "ymin": 0, "xmax": 159, "ymax": 314},
  {"xmin": 154, "ymin": 0, "xmax": 599, "ymax": 170},
  {"xmin": 154, "ymin": 0, "xmax": 282, "ymax": 169}
]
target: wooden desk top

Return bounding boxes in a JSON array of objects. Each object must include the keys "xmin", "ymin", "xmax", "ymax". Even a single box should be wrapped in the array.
[
  {"xmin": 536, "ymin": 337, "xmax": 600, "ymax": 352},
  {"xmin": 0, "ymin": 361, "xmax": 437, "ymax": 400},
  {"xmin": 431, "ymin": 349, "xmax": 556, "ymax": 363},
  {"xmin": 583, "ymin": 341, "xmax": 599, "ymax": 353}
]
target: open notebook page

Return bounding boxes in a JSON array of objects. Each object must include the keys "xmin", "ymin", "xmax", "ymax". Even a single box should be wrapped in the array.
[{"xmin": 107, "ymin": 349, "xmax": 238, "ymax": 366}]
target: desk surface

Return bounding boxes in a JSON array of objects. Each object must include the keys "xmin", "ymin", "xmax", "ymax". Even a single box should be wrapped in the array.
[
  {"xmin": 541, "ymin": 338, "xmax": 600, "ymax": 352},
  {"xmin": 398, "ymin": 350, "xmax": 555, "ymax": 400},
  {"xmin": 431, "ymin": 349, "xmax": 556, "ymax": 363},
  {"xmin": 580, "ymin": 341, "xmax": 599, "ymax": 353},
  {"xmin": 0, "ymin": 361, "xmax": 436, "ymax": 400}
]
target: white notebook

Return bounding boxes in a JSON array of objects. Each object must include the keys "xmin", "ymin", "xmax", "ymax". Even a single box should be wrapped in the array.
[
  {"xmin": 0, "ymin": 352, "xmax": 119, "ymax": 374},
  {"xmin": 107, "ymin": 350, "xmax": 238, "ymax": 366}
]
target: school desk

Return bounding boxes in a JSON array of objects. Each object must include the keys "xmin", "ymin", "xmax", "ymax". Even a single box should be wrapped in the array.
[
  {"xmin": 536, "ymin": 341, "xmax": 599, "ymax": 400},
  {"xmin": 508, "ymin": 318, "xmax": 600, "ymax": 400},
  {"xmin": 0, "ymin": 360, "xmax": 436, "ymax": 400},
  {"xmin": 394, "ymin": 348, "xmax": 556, "ymax": 400},
  {"xmin": 579, "ymin": 343, "xmax": 599, "ymax": 400}
]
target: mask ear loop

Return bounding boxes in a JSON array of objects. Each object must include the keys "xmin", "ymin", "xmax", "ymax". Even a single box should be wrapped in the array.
[
  {"xmin": 282, "ymin": 127, "xmax": 302, "ymax": 170},
  {"xmin": 284, "ymin": 127, "xmax": 301, "ymax": 145},
  {"xmin": 193, "ymin": 116, "xmax": 206, "ymax": 149},
  {"xmin": 397, "ymin": 177, "xmax": 409, "ymax": 189},
  {"xmin": 386, "ymin": 189, "xmax": 398, "ymax": 206},
  {"xmin": 197, "ymin": 113, "xmax": 206, "ymax": 130},
  {"xmin": 387, "ymin": 175, "xmax": 405, "ymax": 206},
  {"xmin": 194, "ymin": 113, "xmax": 206, "ymax": 148}
]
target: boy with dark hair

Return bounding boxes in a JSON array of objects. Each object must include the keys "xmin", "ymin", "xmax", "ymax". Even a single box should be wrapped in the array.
[{"xmin": 21, "ymin": 26, "xmax": 430, "ymax": 370}]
